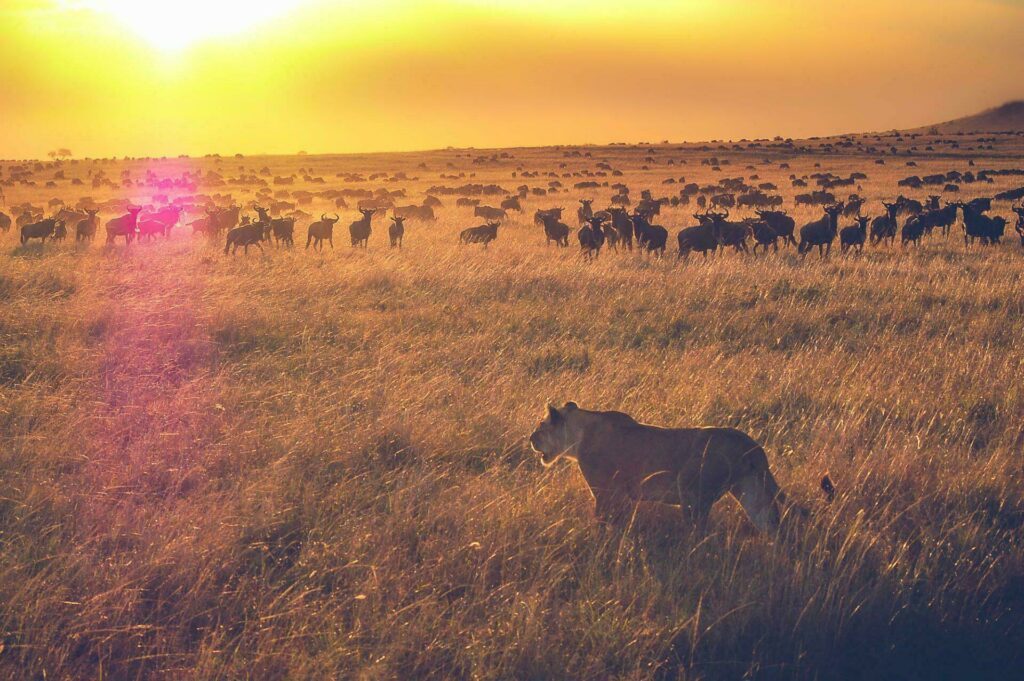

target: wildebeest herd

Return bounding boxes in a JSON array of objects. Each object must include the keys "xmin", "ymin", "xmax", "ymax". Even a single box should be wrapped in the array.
[{"xmin": 5, "ymin": 193, "xmax": 1023, "ymax": 259}]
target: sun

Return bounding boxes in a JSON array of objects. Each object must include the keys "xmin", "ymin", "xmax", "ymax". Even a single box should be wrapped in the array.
[{"xmin": 81, "ymin": 0, "xmax": 304, "ymax": 52}]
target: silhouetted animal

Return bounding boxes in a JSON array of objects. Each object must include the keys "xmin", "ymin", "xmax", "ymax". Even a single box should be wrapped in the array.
[
  {"xmin": 474, "ymin": 205, "xmax": 506, "ymax": 221},
  {"xmin": 577, "ymin": 199, "xmax": 594, "ymax": 226},
  {"xmin": 631, "ymin": 212, "xmax": 667, "ymax": 256},
  {"xmin": 20, "ymin": 218, "xmax": 64, "ymax": 245},
  {"xmin": 348, "ymin": 208, "xmax": 375, "ymax": 248},
  {"xmin": 224, "ymin": 221, "xmax": 269, "ymax": 255},
  {"xmin": 105, "ymin": 207, "xmax": 143, "ymax": 245},
  {"xmin": 459, "ymin": 221, "xmax": 499, "ymax": 247},
  {"xmin": 389, "ymin": 216, "xmax": 405, "ymax": 248},
  {"xmin": 606, "ymin": 207, "xmax": 634, "ymax": 251},
  {"xmin": 798, "ymin": 203, "xmax": 844, "ymax": 258},
  {"xmin": 578, "ymin": 215, "xmax": 606, "ymax": 259},
  {"xmin": 540, "ymin": 211, "xmax": 571, "ymax": 247},
  {"xmin": 870, "ymin": 201, "xmax": 900, "ymax": 246},
  {"xmin": 754, "ymin": 209, "xmax": 797, "ymax": 247},
  {"xmin": 307, "ymin": 213, "xmax": 341, "ymax": 251},
  {"xmin": 840, "ymin": 216, "xmax": 869, "ymax": 254},
  {"xmin": 75, "ymin": 209, "xmax": 99, "ymax": 242}
]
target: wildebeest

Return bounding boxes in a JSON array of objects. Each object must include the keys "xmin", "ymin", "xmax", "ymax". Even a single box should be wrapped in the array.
[
  {"xmin": 677, "ymin": 218, "xmax": 718, "ymax": 260},
  {"xmin": 224, "ymin": 221, "xmax": 269, "ymax": 255},
  {"xmin": 393, "ymin": 204, "xmax": 435, "ymax": 221},
  {"xmin": 75, "ymin": 209, "xmax": 100, "ymax": 242},
  {"xmin": 20, "ymin": 217, "xmax": 64, "ymax": 245},
  {"xmin": 138, "ymin": 205, "xmax": 183, "ymax": 240},
  {"xmin": 254, "ymin": 206, "xmax": 295, "ymax": 247},
  {"xmin": 914, "ymin": 202, "xmax": 959, "ymax": 237},
  {"xmin": 389, "ymin": 216, "xmax": 406, "ymax": 248},
  {"xmin": 500, "ymin": 196, "xmax": 522, "ymax": 212},
  {"xmin": 631, "ymin": 212, "xmax": 667, "ymax": 256},
  {"xmin": 699, "ymin": 209, "xmax": 749, "ymax": 254},
  {"xmin": 0, "ymin": 211, "xmax": 10, "ymax": 232},
  {"xmin": 839, "ymin": 216, "xmax": 869, "ymax": 254},
  {"xmin": 754, "ymin": 209, "xmax": 797, "ymax": 247},
  {"xmin": 307, "ymin": 213, "xmax": 341, "ymax": 251},
  {"xmin": 577, "ymin": 199, "xmax": 594, "ymax": 226},
  {"xmin": 606, "ymin": 207, "xmax": 634, "ymax": 251},
  {"xmin": 459, "ymin": 221, "xmax": 499, "ymax": 247},
  {"xmin": 870, "ymin": 201, "xmax": 900, "ymax": 246},
  {"xmin": 456, "ymin": 197, "xmax": 480, "ymax": 208},
  {"xmin": 105, "ymin": 207, "xmax": 143, "ymax": 245},
  {"xmin": 349, "ymin": 208, "xmax": 376, "ymax": 248},
  {"xmin": 797, "ymin": 203, "xmax": 845, "ymax": 258},
  {"xmin": 901, "ymin": 216, "xmax": 926, "ymax": 246},
  {"xmin": 534, "ymin": 207, "xmax": 562, "ymax": 226},
  {"xmin": 748, "ymin": 219, "xmax": 779, "ymax": 254},
  {"xmin": 539, "ymin": 211, "xmax": 571, "ymax": 247},
  {"xmin": 960, "ymin": 202, "xmax": 1006, "ymax": 246},
  {"xmin": 578, "ymin": 215, "xmax": 606, "ymax": 259},
  {"xmin": 474, "ymin": 205, "xmax": 506, "ymax": 221}
]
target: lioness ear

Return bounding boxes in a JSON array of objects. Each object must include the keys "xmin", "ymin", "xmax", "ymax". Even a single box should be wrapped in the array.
[
  {"xmin": 547, "ymin": 404, "xmax": 560, "ymax": 422},
  {"xmin": 564, "ymin": 401, "xmax": 578, "ymax": 410}
]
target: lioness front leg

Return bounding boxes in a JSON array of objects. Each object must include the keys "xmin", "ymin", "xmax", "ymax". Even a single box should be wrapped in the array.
[{"xmin": 592, "ymin": 490, "xmax": 632, "ymax": 525}]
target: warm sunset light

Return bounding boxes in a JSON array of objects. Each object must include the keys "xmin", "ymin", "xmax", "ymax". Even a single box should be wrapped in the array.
[
  {"xmin": 0, "ymin": 0, "xmax": 1020, "ymax": 158},
  {"xmin": 78, "ymin": 0, "xmax": 305, "ymax": 51},
  {"xmin": 3, "ymin": 0, "xmax": 1024, "ymax": 679}
]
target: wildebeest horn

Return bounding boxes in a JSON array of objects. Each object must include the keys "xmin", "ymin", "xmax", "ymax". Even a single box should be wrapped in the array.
[{"xmin": 321, "ymin": 213, "xmax": 327, "ymax": 221}]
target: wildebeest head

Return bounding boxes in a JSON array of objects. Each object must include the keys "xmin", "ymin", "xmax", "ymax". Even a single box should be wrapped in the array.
[{"xmin": 322, "ymin": 213, "xmax": 340, "ymax": 225}]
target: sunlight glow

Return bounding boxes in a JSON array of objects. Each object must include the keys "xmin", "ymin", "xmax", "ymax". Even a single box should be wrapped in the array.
[{"xmin": 79, "ymin": 0, "xmax": 304, "ymax": 51}]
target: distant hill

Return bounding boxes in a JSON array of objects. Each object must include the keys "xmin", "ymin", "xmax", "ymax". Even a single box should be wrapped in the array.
[{"xmin": 911, "ymin": 100, "xmax": 1024, "ymax": 134}]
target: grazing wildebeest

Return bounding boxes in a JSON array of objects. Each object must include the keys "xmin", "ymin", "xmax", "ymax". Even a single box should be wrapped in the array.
[
  {"xmin": 348, "ymin": 208, "xmax": 375, "ymax": 248},
  {"xmin": 914, "ymin": 202, "xmax": 959, "ymax": 237},
  {"xmin": 894, "ymin": 195, "xmax": 923, "ymax": 217},
  {"xmin": 700, "ymin": 209, "xmax": 750, "ymax": 254},
  {"xmin": 870, "ymin": 201, "xmax": 900, "ymax": 246},
  {"xmin": 138, "ymin": 205, "xmax": 183, "ymax": 240},
  {"xmin": 960, "ymin": 202, "xmax": 1006, "ymax": 246},
  {"xmin": 901, "ymin": 216, "xmax": 926, "ymax": 247},
  {"xmin": 840, "ymin": 216, "xmax": 870, "ymax": 254},
  {"xmin": 578, "ymin": 215, "xmax": 606, "ymax": 259},
  {"xmin": 208, "ymin": 205, "xmax": 241, "ymax": 234},
  {"xmin": 55, "ymin": 207, "xmax": 88, "ymax": 229},
  {"xmin": 577, "ymin": 199, "xmax": 594, "ymax": 226},
  {"xmin": 754, "ymin": 209, "xmax": 797, "ymax": 247},
  {"xmin": 459, "ymin": 221, "xmax": 499, "ymax": 248},
  {"xmin": 306, "ymin": 213, "xmax": 341, "ymax": 251},
  {"xmin": 474, "ymin": 205, "xmax": 506, "ymax": 221},
  {"xmin": 500, "ymin": 196, "xmax": 522, "ymax": 212},
  {"xmin": 456, "ymin": 197, "xmax": 480, "ymax": 208},
  {"xmin": 393, "ymin": 204, "xmax": 435, "ymax": 221},
  {"xmin": 842, "ymin": 196, "xmax": 865, "ymax": 217},
  {"xmin": 254, "ymin": 206, "xmax": 295, "ymax": 247},
  {"xmin": 798, "ymin": 203, "xmax": 845, "ymax": 258},
  {"xmin": 224, "ymin": 221, "xmax": 269, "ymax": 255},
  {"xmin": 20, "ymin": 217, "xmax": 64, "ymax": 245},
  {"xmin": 748, "ymin": 219, "xmax": 779, "ymax": 254},
  {"xmin": 539, "ymin": 211, "xmax": 571, "ymax": 247},
  {"xmin": 389, "ymin": 216, "xmax": 406, "ymax": 248},
  {"xmin": 677, "ymin": 217, "xmax": 718, "ymax": 260},
  {"xmin": 0, "ymin": 211, "xmax": 10, "ymax": 232},
  {"xmin": 534, "ymin": 207, "xmax": 562, "ymax": 226},
  {"xmin": 75, "ymin": 209, "xmax": 100, "ymax": 242},
  {"xmin": 105, "ymin": 207, "xmax": 143, "ymax": 245},
  {"xmin": 606, "ymin": 207, "xmax": 634, "ymax": 251},
  {"xmin": 631, "ymin": 212, "xmax": 667, "ymax": 256}
]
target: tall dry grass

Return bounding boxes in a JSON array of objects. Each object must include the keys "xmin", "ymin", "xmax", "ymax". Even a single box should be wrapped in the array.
[{"xmin": 2, "ymin": 143, "xmax": 1024, "ymax": 679}]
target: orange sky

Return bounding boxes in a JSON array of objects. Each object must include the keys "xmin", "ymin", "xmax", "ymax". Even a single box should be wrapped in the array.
[{"xmin": 1, "ymin": 0, "xmax": 1022, "ymax": 159}]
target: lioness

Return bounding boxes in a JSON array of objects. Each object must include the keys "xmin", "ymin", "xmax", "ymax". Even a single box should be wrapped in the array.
[{"xmin": 530, "ymin": 402, "xmax": 828, "ymax": 533}]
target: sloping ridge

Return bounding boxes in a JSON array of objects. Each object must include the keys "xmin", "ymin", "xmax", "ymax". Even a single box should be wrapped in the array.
[{"xmin": 915, "ymin": 100, "xmax": 1024, "ymax": 134}]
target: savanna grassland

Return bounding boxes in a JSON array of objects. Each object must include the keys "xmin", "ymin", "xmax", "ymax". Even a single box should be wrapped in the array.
[{"xmin": 3, "ymin": 132, "xmax": 1024, "ymax": 680}]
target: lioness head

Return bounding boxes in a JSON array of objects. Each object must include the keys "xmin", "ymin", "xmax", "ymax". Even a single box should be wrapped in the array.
[{"xmin": 529, "ymin": 401, "xmax": 578, "ymax": 466}]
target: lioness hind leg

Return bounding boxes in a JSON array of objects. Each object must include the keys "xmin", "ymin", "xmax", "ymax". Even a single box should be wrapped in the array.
[{"xmin": 732, "ymin": 472, "xmax": 783, "ymax": 534}]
